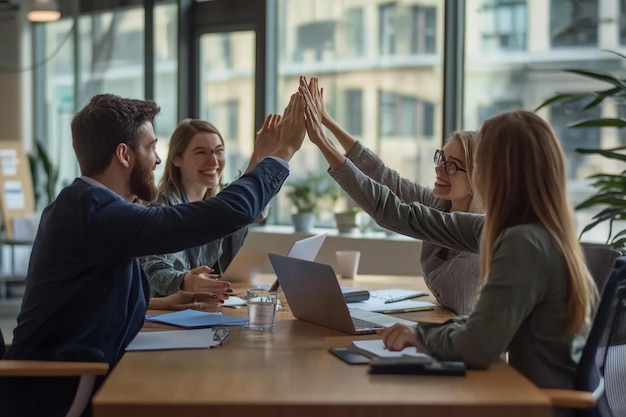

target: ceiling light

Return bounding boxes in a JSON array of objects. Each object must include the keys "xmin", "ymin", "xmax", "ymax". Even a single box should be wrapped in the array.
[{"xmin": 27, "ymin": 0, "xmax": 61, "ymax": 23}]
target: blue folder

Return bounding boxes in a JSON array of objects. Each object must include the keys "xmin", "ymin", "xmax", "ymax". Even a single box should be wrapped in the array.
[{"xmin": 146, "ymin": 309, "xmax": 248, "ymax": 328}]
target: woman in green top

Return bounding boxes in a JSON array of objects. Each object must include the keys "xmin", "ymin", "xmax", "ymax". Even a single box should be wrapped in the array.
[{"xmin": 301, "ymin": 81, "xmax": 597, "ymax": 391}]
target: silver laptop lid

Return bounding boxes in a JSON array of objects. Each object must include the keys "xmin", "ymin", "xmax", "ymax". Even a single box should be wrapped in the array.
[
  {"xmin": 222, "ymin": 233, "xmax": 327, "ymax": 282},
  {"xmin": 268, "ymin": 253, "xmax": 374, "ymax": 334}
]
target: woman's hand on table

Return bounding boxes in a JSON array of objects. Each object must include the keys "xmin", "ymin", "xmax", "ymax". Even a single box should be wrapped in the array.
[
  {"xmin": 377, "ymin": 323, "xmax": 422, "ymax": 351},
  {"xmin": 149, "ymin": 290, "xmax": 220, "ymax": 311}
]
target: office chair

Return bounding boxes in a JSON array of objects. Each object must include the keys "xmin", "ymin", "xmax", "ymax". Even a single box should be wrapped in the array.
[
  {"xmin": 543, "ymin": 256, "xmax": 626, "ymax": 417},
  {"xmin": 0, "ymin": 328, "xmax": 109, "ymax": 417},
  {"xmin": 581, "ymin": 243, "xmax": 622, "ymax": 293}
]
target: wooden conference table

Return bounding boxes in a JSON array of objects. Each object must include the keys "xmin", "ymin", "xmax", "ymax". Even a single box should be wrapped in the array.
[{"xmin": 92, "ymin": 274, "xmax": 552, "ymax": 417}]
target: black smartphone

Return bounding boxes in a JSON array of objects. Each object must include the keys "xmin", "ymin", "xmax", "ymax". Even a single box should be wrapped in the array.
[{"xmin": 328, "ymin": 347, "xmax": 370, "ymax": 365}]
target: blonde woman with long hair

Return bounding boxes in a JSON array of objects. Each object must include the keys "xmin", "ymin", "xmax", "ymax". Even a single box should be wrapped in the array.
[
  {"xmin": 303, "ymin": 90, "xmax": 596, "ymax": 390},
  {"xmin": 304, "ymin": 77, "xmax": 483, "ymax": 314}
]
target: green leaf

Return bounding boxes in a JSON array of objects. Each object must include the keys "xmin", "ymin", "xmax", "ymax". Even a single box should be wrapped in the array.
[
  {"xmin": 563, "ymin": 69, "xmax": 626, "ymax": 89},
  {"xmin": 575, "ymin": 194, "xmax": 626, "ymax": 210},
  {"xmin": 534, "ymin": 93, "xmax": 594, "ymax": 111},
  {"xmin": 581, "ymin": 87, "xmax": 624, "ymax": 110},
  {"xmin": 569, "ymin": 118, "xmax": 626, "ymax": 129},
  {"xmin": 575, "ymin": 147, "xmax": 626, "ymax": 162}
]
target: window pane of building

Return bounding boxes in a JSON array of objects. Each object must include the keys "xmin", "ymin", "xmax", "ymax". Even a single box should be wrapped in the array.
[
  {"xmin": 199, "ymin": 30, "xmax": 255, "ymax": 184},
  {"xmin": 277, "ymin": 0, "xmax": 443, "ymax": 226},
  {"xmin": 34, "ymin": 19, "xmax": 75, "ymax": 209},
  {"xmin": 154, "ymin": 1, "xmax": 178, "ymax": 182},
  {"xmin": 550, "ymin": 0, "xmax": 598, "ymax": 47}
]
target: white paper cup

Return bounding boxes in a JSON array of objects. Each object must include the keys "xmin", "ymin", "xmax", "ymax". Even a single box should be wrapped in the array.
[{"xmin": 335, "ymin": 250, "xmax": 361, "ymax": 278}]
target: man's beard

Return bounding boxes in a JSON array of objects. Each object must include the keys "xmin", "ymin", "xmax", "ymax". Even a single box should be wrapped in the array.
[{"xmin": 130, "ymin": 160, "xmax": 158, "ymax": 202}]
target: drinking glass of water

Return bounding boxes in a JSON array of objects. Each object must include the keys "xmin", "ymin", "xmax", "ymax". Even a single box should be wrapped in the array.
[{"xmin": 247, "ymin": 288, "xmax": 278, "ymax": 330}]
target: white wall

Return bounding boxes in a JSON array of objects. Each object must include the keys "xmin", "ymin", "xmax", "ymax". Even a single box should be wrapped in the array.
[{"xmin": 247, "ymin": 227, "xmax": 424, "ymax": 276}]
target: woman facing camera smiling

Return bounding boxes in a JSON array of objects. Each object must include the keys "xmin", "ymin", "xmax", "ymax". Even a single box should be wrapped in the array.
[{"xmin": 301, "ymin": 76, "xmax": 482, "ymax": 315}]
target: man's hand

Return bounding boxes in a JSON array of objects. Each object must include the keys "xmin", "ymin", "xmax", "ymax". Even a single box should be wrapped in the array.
[
  {"xmin": 271, "ymin": 83, "xmax": 306, "ymax": 162},
  {"xmin": 245, "ymin": 114, "xmax": 282, "ymax": 172}
]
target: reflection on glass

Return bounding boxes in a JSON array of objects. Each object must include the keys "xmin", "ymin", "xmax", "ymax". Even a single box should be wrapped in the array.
[
  {"xmin": 276, "ymin": 0, "xmax": 443, "ymax": 226},
  {"xmin": 464, "ymin": 0, "xmax": 621, "ymax": 243},
  {"xmin": 78, "ymin": 8, "xmax": 145, "ymax": 104},
  {"xmin": 154, "ymin": 1, "xmax": 178, "ymax": 183},
  {"xmin": 36, "ymin": 19, "xmax": 75, "ymax": 209},
  {"xmin": 199, "ymin": 31, "xmax": 255, "ymax": 185}
]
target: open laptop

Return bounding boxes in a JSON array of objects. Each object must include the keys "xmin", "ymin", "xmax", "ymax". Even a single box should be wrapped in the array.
[
  {"xmin": 268, "ymin": 253, "xmax": 417, "ymax": 334},
  {"xmin": 221, "ymin": 233, "xmax": 327, "ymax": 282}
]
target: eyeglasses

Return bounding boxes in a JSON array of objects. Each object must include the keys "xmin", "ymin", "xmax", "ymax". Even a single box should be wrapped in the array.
[{"xmin": 433, "ymin": 149, "xmax": 467, "ymax": 176}]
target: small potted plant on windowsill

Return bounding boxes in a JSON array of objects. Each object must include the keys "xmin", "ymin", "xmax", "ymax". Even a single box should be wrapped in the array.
[
  {"xmin": 285, "ymin": 173, "xmax": 337, "ymax": 233},
  {"xmin": 334, "ymin": 207, "xmax": 362, "ymax": 235}
]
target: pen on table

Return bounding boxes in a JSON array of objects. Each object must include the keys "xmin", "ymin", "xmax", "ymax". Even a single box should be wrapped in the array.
[
  {"xmin": 383, "ymin": 294, "xmax": 425, "ymax": 304},
  {"xmin": 380, "ymin": 307, "xmax": 431, "ymax": 314}
]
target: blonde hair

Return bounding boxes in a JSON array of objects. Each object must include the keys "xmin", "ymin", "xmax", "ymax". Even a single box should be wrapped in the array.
[
  {"xmin": 447, "ymin": 130, "xmax": 484, "ymax": 214},
  {"xmin": 475, "ymin": 110, "xmax": 596, "ymax": 335},
  {"xmin": 159, "ymin": 119, "xmax": 225, "ymax": 199}
]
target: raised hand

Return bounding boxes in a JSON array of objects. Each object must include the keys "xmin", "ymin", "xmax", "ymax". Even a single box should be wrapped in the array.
[
  {"xmin": 245, "ymin": 113, "xmax": 282, "ymax": 172},
  {"xmin": 300, "ymin": 82, "xmax": 327, "ymax": 146},
  {"xmin": 302, "ymin": 76, "xmax": 329, "ymax": 123},
  {"xmin": 273, "ymin": 85, "xmax": 306, "ymax": 161},
  {"xmin": 254, "ymin": 113, "xmax": 282, "ymax": 160}
]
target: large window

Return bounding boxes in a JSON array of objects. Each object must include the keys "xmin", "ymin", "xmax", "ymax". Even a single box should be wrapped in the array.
[
  {"xmin": 465, "ymin": 0, "xmax": 621, "ymax": 243},
  {"xmin": 30, "ymin": 0, "xmax": 621, "ymax": 243},
  {"xmin": 277, "ymin": 0, "xmax": 443, "ymax": 226},
  {"xmin": 33, "ymin": 19, "xmax": 75, "ymax": 209},
  {"xmin": 199, "ymin": 30, "xmax": 255, "ymax": 183},
  {"xmin": 34, "ymin": 1, "xmax": 178, "ymax": 194}
]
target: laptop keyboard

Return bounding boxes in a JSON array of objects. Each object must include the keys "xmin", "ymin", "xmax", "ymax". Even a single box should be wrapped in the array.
[{"xmin": 352, "ymin": 317, "xmax": 384, "ymax": 330}]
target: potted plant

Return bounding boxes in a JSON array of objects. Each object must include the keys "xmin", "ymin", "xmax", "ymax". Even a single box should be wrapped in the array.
[
  {"xmin": 285, "ymin": 173, "xmax": 337, "ymax": 233},
  {"xmin": 334, "ymin": 206, "xmax": 362, "ymax": 234},
  {"xmin": 535, "ymin": 50, "xmax": 626, "ymax": 251}
]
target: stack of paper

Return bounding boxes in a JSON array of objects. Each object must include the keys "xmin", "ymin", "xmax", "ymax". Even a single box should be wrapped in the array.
[
  {"xmin": 126, "ymin": 328, "xmax": 227, "ymax": 351},
  {"xmin": 146, "ymin": 309, "xmax": 248, "ymax": 328},
  {"xmin": 347, "ymin": 288, "xmax": 434, "ymax": 313},
  {"xmin": 349, "ymin": 339, "xmax": 432, "ymax": 360},
  {"xmin": 368, "ymin": 289, "xmax": 426, "ymax": 303}
]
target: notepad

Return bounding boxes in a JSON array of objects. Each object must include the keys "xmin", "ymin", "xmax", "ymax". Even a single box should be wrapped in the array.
[
  {"xmin": 126, "ymin": 329, "xmax": 225, "ymax": 351},
  {"xmin": 221, "ymin": 296, "xmax": 247, "ymax": 307},
  {"xmin": 146, "ymin": 309, "xmax": 248, "ymax": 328},
  {"xmin": 347, "ymin": 299, "xmax": 435, "ymax": 313},
  {"xmin": 368, "ymin": 289, "xmax": 426, "ymax": 303},
  {"xmin": 348, "ymin": 339, "xmax": 432, "ymax": 360}
]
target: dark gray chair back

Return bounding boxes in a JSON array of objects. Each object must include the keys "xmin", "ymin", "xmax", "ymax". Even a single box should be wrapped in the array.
[{"xmin": 582, "ymin": 243, "xmax": 621, "ymax": 293}]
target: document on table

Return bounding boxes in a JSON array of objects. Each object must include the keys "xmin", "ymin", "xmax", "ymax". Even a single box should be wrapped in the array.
[
  {"xmin": 221, "ymin": 296, "xmax": 247, "ymax": 307},
  {"xmin": 368, "ymin": 289, "xmax": 427, "ymax": 303},
  {"xmin": 348, "ymin": 299, "xmax": 435, "ymax": 313},
  {"xmin": 126, "ymin": 328, "xmax": 227, "ymax": 351},
  {"xmin": 145, "ymin": 309, "xmax": 248, "ymax": 328},
  {"xmin": 349, "ymin": 339, "xmax": 432, "ymax": 360}
]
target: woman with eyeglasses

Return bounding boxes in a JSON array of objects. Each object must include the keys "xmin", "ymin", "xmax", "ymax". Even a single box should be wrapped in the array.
[
  {"xmin": 302, "ymin": 83, "xmax": 596, "ymax": 395},
  {"xmin": 301, "ymin": 77, "xmax": 482, "ymax": 314}
]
